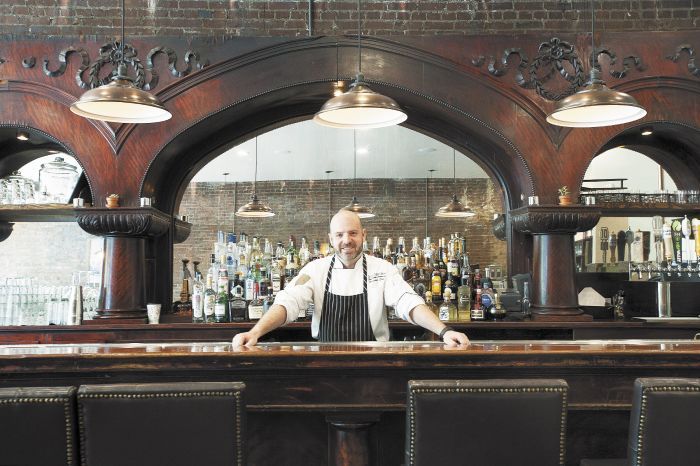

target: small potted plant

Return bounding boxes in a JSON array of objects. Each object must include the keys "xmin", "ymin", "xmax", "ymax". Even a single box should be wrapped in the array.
[
  {"xmin": 558, "ymin": 186, "xmax": 572, "ymax": 206},
  {"xmin": 106, "ymin": 193, "xmax": 120, "ymax": 208}
]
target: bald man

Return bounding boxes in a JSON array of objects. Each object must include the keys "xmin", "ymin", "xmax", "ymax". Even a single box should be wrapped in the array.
[{"xmin": 232, "ymin": 210, "xmax": 469, "ymax": 346}]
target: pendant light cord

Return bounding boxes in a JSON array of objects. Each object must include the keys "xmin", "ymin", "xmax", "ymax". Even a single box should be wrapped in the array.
[
  {"xmin": 253, "ymin": 137, "xmax": 258, "ymax": 194},
  {"xmin": 590, "ymin": 0, "xmax": 596, "ymax": 67},
  {"xmin": 453, "ymin": 149, "xmax": 457, "ymax": 191},
  {"xmin": 352, "ymin": 130, "xmax": 357, "ymax": 196},
  {"xmin": 120, "ymin": 0, "xmax": 125, "ymax": 66},
  {"xmin": 357, "ymin": 0, "xmax": 361, "ymax": 74}
]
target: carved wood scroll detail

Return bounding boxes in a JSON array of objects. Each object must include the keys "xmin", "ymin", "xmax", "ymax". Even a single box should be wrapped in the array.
[
  {"xmin": 510, "ymin": 206, "xmax": 601, "ymax": 234},
  {"xmin": 76, "ymin": 208, "xmax": 170, "ymax": 238},
  {"xmin": 667, "ymin": 44, "xmax": 699, "ymax": 78},
  {"xmin": 42, "ymin": 42, "xmax": 208, "ymax": 90},
  {"xmin": 472, "ymin": 37, "xmax": 647, "ymax": 101},
  {"xmin": 492, "ymin": 214, "xmax": 506, "ymax": 241}
]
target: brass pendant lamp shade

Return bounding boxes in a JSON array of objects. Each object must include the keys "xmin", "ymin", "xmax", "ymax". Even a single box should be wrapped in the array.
[
  {"xmin": 313, "ymin": 0, "xmax": 406, "ymax": 129},
  {"xmin": 435, "ymin": 149, "xmax": 475, "ymax": 218},
  {"xmin": 70, "ymin": 0, "xmax": 171, "ymax": 124},
  {"xmin": 341, "ymin": 130, "xmax": 375, "ymax": 218},
  {"xmin": 546, "ymin": 0, "xmax": 645, "ymax": 128},
  {"xmin": 236, "ymin": 137, "xmax": 275, "ymax": 218}
]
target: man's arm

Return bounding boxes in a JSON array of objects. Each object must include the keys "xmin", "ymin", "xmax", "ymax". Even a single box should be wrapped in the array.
[
  {"xmin": 409, "ymin": 304, "xmax": 469, "ymax": 346},
  {"xmin": 231, "ymin": 304, "xmax": 287, "ymax": 347}
]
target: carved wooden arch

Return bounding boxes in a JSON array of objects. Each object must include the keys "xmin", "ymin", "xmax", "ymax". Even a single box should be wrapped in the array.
[
  {"xmin": 585, "ymin": 121, "xmax": 700, "ymax": 191},
  {"xmin": 0, "ymin": 80, "xmax": 119, "ymax": 202},
  {"xmin": 136, "ymin": 36, "xmax": 535, "ymax": 216}
]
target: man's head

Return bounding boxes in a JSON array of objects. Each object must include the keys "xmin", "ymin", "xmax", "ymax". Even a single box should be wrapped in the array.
[{"xmin": 329, "ymin": 210, "xmax": 366, "ymax": 267}]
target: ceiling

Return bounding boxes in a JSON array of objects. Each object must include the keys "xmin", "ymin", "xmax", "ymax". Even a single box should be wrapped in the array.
[{"xmin": 191, "ymin": 120, "xmax": 490, "ymax": 183}]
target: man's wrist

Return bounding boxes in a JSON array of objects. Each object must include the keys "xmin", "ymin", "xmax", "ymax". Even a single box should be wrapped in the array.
[{"xmin": 438, "ymin": 326, "xmax": 454, "ymax": 340}]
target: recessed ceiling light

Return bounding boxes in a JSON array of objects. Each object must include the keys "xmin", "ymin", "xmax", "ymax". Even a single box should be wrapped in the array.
[
  {"xmin": 16, "ymin": 130, "xmax": 30, "ymax": 141},
  {"xmin": 273, "ymin": 149, "xmax": 291, "ymax": 155},
  {"xmin": 236, "ymin": 150, "xmax": 249, "ymax": 157},
  {"xmin": 417, "ymin": 147, "xmax": 436, "ymax": 153},
  {"xmin": 641, "ymin": 127, "xmax": 653, "ymax": 136},
  {"xmin": 356, "ymin": 147, "xmax": 368, "ymax": 155}
]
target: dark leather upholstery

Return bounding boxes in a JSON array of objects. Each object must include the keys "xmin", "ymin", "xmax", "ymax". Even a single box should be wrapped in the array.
[
  {"xmin": 406, "ymin": 379, "xmax": 568, "ymax": 466},
  {"xmin": 627, "ymin": 377, "xmax": 700, "ymax": 466},
  {"xmin": 77, "ymin": 381, "xmax": 245, "ymax": 466},
  {"xmin": 0, "ymin": 386, "xmax": 78, "ymax": 466},
  {"xmin": 581, "ymin": 377, "xmax": 700, "ymax": 466}
]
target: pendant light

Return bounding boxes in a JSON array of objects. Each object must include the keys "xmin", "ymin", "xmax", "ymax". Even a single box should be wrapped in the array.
[
  {"xmin": 435, "ymin": 149, "xmax": 475, "ymax": 218},
  {"xmin": 342, "ymin": 130, "xmax": 375, "ymax": 218},
  {"xmin": 236, "ymin": 137, "xmax": 274, "ymax": 218},
  {"xmin": 546, "ymin": 0, "xmax": 646, "ymax": 127},
  {"xmin": 70, "ymin": 0, "xmax": 171, "ymax": 124},
  {"xmin": 313, "ymin": 0, "xmax": 407, "ymax": 129}
]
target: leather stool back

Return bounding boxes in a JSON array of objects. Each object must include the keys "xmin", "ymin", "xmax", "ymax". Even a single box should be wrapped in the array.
[
  {"xmin": 406, "ymin": 379, "xmax": 568, "ymax": 466},
  {"xmin": 628, "ymin": 378, "xmax": 700, "ymax": 466},
  {"xmin": 0, "ymin": 386, "xmax": 78, "ymax": 466},
  {"xmin": 78, "ymin": 382, "xmax": 245, "ymax": 466}
]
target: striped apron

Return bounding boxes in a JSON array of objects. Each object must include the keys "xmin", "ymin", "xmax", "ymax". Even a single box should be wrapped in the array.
[{"xmin": 318, "ymin": 254, "xmax": 375, "ymax": 342}]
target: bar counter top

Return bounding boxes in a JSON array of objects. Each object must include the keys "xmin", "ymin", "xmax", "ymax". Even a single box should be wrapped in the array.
[{"xmin": 3, "ymin": 339, "xmax": 699, "ymax": 465}]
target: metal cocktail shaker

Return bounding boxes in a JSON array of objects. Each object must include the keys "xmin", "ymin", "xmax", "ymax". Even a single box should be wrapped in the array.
[{"xmin": 66, "ymin": 284, "xmax": 83, "ymax": 325}]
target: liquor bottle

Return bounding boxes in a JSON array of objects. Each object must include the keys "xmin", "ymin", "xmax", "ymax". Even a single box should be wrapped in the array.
[
  {"xmin": 409, "ymin": 237, "xmax": 424, "ymax": 269},
  {"xmin": 208, "ymin": 254, "xmax": 218, "ymax": 284},
  {"xmin": 424, "ymin": 291, "xmax": 437, "ymax": 317},
  {"xmin": 431, "ymin": 269, "xmax": 442, "ymax": 297},
  {"xmin": 286, "ymin": 237, "xmax": 298, "ymax": 280},
  {"xmin": 362, "ymin": 239, "xmax": 370, "ymax": 256},
  {"xmin": 263, "ymin": 237, "xmax": 273, "ymax": 266},
  {"xmin": 191, "ymin": 272, "xmax": 204, "ymax": 323},
  {"xmin": 203, "ymin": 274, "xmax": 216, "ymax": 323},
  {"xmin": 423, "ymin": 237, "xmax": 434, "ymax": 265},
  {"xmin": 229, "ymin": 284, "xmax": 247, "ymax": 322},
  {"xmin": 244, "ymin": 267, "xmax": 255, "ymax": 302},
  {"xmin": 263, "ymin": 287, "xmax": 275, "ymax": 315},
  {"xmin": 457, "ymin": 275, "xmax": 471, "ymax": 316},
  {"xmin": 481, "ymin": 267, "xmax": 493, "ymax": 292},
  {"xmin": 226, "ymin": 232, "xmax": 238, "ymax": 278},
  {"xmin": 372, "ymin": 236, "xmax": 383, "ymax": 259},
  {"xmin": 403, "ymin": 256, "xmax": 417, "ymax": 283},
  {"xmin": 395, "ymin": 237, "xmax": 407, "ymax": 274},
  {"xmin": 270, "ymin": 259, "xmax": 282, "ymax": 294},
  {"xmin": 384, "ymin": 238, "xmax": 395, "ymax": 264},
  {"xmin": 237, "ymin": 233, "xmax": 249, "ymax": 275},
  {"xmin": 471, "ymin": 286, "xmax": 484, "ymax": 321},
  {"xmin": 438, "ymin": 288, "xmax": 457, "ymax": 322},
  {"xmin": 486, "ymin": 292, "xmax": 507, "ymax": 320},
  {"xmin": 299, "ymin": 237, "xmax": 311, "ymax": 267},
  {"xmin": 412, "ymin": 266, "xmax": 429, "ymax": 297},
  {"xmin": 248, "ymin": 290, "xmax": 264, "ymax": 321},
  {"xmin": 214, "ymin": 276, "xmax": 229, "ymax": 323},
  {"xmin": 313, "ymin": 240, "xmax": 322, "ymax": 260},
  {"xmin": 521, "ymin": 282, "xmax": 532, "ymax": 318},
  {"xmin": 173, "ymin": 258, "xmax": 193, "ymax": 314}
]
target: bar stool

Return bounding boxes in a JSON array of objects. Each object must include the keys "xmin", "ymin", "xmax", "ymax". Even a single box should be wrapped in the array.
[
  {"xmin": 78, "ymin": 381, "xmax": 246, "ymax": 466},
  {"xmin": 0, "ymin": 386, "xmax": 78, "ymax": 466},
  {"xmin": 406, "ymin": 379, "xmax": 568, "ymax": 466},
  {"xmin": 581, "ymin": 377, "xmax": 700, "ymax": 466}
]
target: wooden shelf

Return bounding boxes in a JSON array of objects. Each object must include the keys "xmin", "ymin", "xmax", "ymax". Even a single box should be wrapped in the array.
[
  {"xmin": 0, "ymin": 204, "xmax": 77, "ymax": 222},
  {"xmin": 595, "ymin": 204, "xmax": 700, "ymax": 217}
]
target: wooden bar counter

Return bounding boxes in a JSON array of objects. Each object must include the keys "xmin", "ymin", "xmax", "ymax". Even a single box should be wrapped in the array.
[{"xmin": 2, "ymin": 339, "xmax": 700, "ymax": 465}]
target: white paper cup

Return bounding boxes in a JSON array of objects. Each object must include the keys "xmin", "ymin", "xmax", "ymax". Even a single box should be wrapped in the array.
[{"xmin": 146, "ymin": 304, "xmax": 161, "ymax": 324}]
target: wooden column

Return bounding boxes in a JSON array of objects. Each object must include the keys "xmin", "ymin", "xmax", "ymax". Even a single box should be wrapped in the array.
[
  {"xmin": 510, "ymin": 205, "xmax": 601, "ymax": 321},
  {"xmin": 76, "ymin": 207, "xmax": 172, "ymax": 323},
  {"xmin": 326, "ymin": 413, "xmax": 380, "ymax": 466}
]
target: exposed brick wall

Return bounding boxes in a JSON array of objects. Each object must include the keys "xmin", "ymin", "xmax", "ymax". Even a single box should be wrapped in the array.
[
  {"xmin": 2, "ymin": 1, "xmax": 696, "ymax": 39},
  {"xmin": 173, "ymin": 177, "xmax": 506, "ymax": 299}
]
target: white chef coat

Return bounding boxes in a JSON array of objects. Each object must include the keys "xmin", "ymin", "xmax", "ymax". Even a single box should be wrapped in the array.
[{"xmin": 274, "ymin": 254, "xmax": 424, "ymax": 341}]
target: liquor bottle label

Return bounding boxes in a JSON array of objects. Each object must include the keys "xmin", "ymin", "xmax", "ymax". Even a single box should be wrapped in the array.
[
  {"xmin": 204, "ymin": 295, "xmax": 215, "ymax": 316},
  {"xmin": 192, "ymin": 294, "xmax": 203, "ymax": 318},
  {"xmin": 249, "ymin": 304, "xmax": 264, "ymax": 320},
  {"xmin": 471, "ymin": 308, "xmax": 484, "ymax": 320},
  {"xmin": 214, "ymin": 303, "xmax": 225, "ymax": 318},
  {"xmin": 438, "ymin": 306, "xmax": 449, "ymax": 321}
]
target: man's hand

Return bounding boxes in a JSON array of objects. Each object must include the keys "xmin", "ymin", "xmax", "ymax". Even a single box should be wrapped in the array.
[
  {"xmin": 443, "ymin": 330, "xmax": 469, "ymax": 346},
  {"xmin": 232, "ymin": 331, "xmax": 259, "ymax": 347}
]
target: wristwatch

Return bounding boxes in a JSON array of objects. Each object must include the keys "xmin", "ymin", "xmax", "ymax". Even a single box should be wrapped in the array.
[{"xmin": 438, "ymin": 326, "xmax": 454, "ymax": 340}]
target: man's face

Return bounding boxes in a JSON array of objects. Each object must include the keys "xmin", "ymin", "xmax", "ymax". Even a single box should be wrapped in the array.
[{"xmin": 329, "ymin": 212, "xmax": 366, "ymax": 266}]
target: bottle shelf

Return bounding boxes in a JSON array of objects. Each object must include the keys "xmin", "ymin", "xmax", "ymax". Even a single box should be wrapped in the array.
[{"xmin": 0, "ymin": 204, "xmax": 77, "ymax": 222}]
